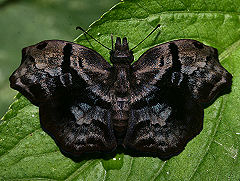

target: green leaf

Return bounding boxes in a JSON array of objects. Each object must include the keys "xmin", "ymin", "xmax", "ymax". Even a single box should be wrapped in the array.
[{"xmin": 1, "ymin": 0, "xmax": 239, "ymax": 180}]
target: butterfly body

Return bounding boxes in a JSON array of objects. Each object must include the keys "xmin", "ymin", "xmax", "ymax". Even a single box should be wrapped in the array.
[{"xmin": 9, "ymin": 37, "xmax": 232, "ymax": 159}]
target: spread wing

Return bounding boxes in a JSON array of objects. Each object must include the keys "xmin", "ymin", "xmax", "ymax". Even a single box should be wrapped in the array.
[
  {"xmin": 130, "ymin": 39, "xmax": 232, "ymax": 105},
  {"xmin": 40, "ymin": 95, "xmax": 116, "ymax": 155},
  {"xmin": 125, "ymin": 39, "xmax": 232, "ymax": 158},
  {"xmin": 9, "ymin": 40, "xmax": 117, "ymax": 155},
  {"xmin": 10, "ymin": 40, "xmax": 113, "ymax": 106},
  {"xmin": 125, "ymin": 86, "xmax": 203, "ymax": 158}
]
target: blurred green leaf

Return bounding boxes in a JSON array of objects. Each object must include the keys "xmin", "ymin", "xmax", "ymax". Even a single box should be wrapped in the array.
[
  {"xmin": 1, "ymin": 0, "xmax": 239, "ymax": 180},
  {"xmin": 0, "ymin": 0, "xmax": 119, "ymax": 118}
]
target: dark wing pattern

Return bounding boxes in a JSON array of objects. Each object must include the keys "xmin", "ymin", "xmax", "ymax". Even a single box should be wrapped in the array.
[
  {"xmin": 125, "ymin": 86, "xmax": 203, "ymax": 158},
  {"xmin": 10, "ymin": 40, "xmax": 113, "ymax": 105},
  {"xmin": 125, "ymin": 39, "xmax": 232, "ymax": 158},
  {"xmin": 9, "ymin": 40, "xmax": 117, "ymax": 155},
  {"xmin": 131, "ymin": 39, "xmax": 232, "ymax": 105},
  {"xmin": 40, "ymin": 98, "xmax": 116, "ymax": 155}
]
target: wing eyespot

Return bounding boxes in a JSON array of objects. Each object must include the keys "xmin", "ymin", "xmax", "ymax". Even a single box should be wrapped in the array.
[
  {"xmin": 36, "ymin": 42, "xmax": 48, "ymax": 50},
  {"xmin": 29, "ymin": 55, "xmax": 35, "ymax": 63},
  {"xmin": 192, "ymin": 41, "xmax": 204, "ymax": 49}
]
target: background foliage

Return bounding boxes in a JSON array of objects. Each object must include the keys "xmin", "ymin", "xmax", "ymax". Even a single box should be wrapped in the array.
[
  {"xmin": 0, "ymin": 0, "xmax": 239, "ymax": 180},
  {"xmin": 0, "ymin": 0, "xmax": 119, "ymax": 118}
]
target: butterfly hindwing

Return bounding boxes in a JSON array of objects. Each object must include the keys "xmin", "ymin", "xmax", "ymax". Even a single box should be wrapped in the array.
[
  {"xmin": 125, "ymin": 82, "xmax": 204, "ymax": 158},
  {"xmin": 40, "ymin": 98, "xmax": 117, "ymax": 155}
]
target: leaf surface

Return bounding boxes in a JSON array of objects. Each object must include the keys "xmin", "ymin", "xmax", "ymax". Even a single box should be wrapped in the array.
[{"xmin": 1, "ymin": 0, "xmax": 239, "ymax": 180}]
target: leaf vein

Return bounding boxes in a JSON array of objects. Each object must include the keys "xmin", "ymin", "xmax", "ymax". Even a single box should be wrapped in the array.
[
  {"xmin": 152, "ymin": 161, "xmax": 167, "ymax": 181},
  {"xmin": 65, "ymin": 160, "xmax": 97, "ymax": 181},
  {"xmin": 125, "ymin": 157, "xmax": 134, "ymax": 181},
  {"xmin": 0, "ymin": 128, "xmax": 42, "ymax": 159},
  {"xmin": 188, "ymin": 97, "xmax": 224, "ymax": 180}
]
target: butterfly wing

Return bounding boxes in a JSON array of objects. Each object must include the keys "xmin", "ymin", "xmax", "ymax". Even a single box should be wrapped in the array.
[
  {"xmin": 9, "ymin": 40, "xmax": 117, "ymax": 155},
  {"xmin": 124, "ymin": 39, "xmax": 232, "ymax": 158},
  {"xmin": 10, "ymin": 40, "xmax": 113, "ymax": 106},
  {"xmin": 125, "ymin": 86, "xmax": 203, "ymax": 158},
  {"xmin": 39, "ymin": 96, "xmax": 116, "ymax": 155},
  {"xmin": 130, "ymin": 39, "xmax": 232, "ymax": 105}
]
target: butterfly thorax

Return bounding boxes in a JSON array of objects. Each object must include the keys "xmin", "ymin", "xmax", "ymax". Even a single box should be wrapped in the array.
[{"xmin": 110, "ymin": 37, "xmax": 134, "ymax": 64}]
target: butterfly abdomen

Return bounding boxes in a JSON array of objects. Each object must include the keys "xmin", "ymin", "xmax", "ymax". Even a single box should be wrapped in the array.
[
  {"xmin": 111, "ymin": 98, "xmax": 129, "ymax": 139},
  {"xmin": 110, "ymin": 65, "xmax": 132, "ymax": 139}
]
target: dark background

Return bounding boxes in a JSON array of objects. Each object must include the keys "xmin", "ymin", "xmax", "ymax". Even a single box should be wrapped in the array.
[{"xmin": 0, "ymin": 0, "xmax": 119, "ymax": 118}]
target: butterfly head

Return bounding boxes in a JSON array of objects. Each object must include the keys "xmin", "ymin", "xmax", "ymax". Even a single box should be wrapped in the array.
[{"xmin": 110, "ymin": 37, "xmax": 134, "ymax": 65}]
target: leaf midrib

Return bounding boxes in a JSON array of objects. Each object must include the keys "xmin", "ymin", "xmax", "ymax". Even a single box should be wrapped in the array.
[{"xmin": 188, "ymin": 97, "xmax": 224, "ymax": 180}]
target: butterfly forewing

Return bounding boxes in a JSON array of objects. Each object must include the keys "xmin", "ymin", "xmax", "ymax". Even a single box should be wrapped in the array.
[{"xmin": 132, "ymin": 39, "xmax": 232, "ymax": 105}]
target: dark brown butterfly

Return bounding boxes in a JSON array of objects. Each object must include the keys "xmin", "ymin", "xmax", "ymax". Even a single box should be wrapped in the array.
[{"xmin": 9, "ymin": 25, "xmax": 232, "ymax": 159}]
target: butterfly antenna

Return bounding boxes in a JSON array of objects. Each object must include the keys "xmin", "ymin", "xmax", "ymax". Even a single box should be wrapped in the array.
[
  {"xmin": 130, "ymin": 24, "xmax": 161, "ymax": 51},
  {"xmin": 111, "ymin": 34, "xmax": 114, "ymax": 50},
  {"xmin": 76, "ymin": 26, "xmax": 111, "ymax": 51}
]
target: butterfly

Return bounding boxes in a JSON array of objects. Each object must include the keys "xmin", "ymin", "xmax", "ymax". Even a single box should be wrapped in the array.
[{"xmin": 9, "ymin": 25, "xmax": 232, "ymax": 159}]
